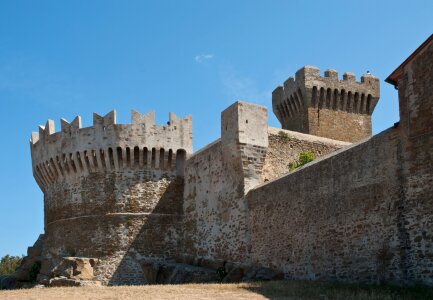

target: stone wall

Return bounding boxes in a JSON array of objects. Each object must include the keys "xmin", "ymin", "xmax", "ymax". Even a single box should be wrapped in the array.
[
  {"xmin": 392, "ymin": 35, "xmax": 433, "ymax": 284},
  {"xmin": 182, "ymin": 140, "xmax": 247, "ymax": 263},
  {"xmin": 263, "ymin": 127, "xmax": 349, "ymax": 181},
  {"xmin": 42, "ymin": 170, "xmax": 184, "ymax": 285},
  {"xmin": 181, "ymin": 123, "xmax": 348, "ymax": 265},
  {"xmin": 248, "ymin": 128, "xmax": 405, "ymax": 283},
  {"xmin": 182, "ymin": 102, "xmax": 268, "ymax": 264},
  {"xmin": 247, "ymin": 37, "xmax": 433, "ymax": 285}
]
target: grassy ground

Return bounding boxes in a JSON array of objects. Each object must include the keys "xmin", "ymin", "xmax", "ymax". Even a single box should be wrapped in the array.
[{"xmin": 0, "ymin": 280, "xmax": 432, "ymax": 300}]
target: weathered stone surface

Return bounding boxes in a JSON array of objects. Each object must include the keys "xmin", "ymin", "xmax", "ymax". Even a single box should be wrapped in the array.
[
  {"xmin": 21, "ymin": 36, "xmax": 433, "ymax": 287},
  {"xmin": 263, "ymin": 127, "xmax": 349, "ymax": 181},
  {"xmin": 48, "ymin": 277, "xmax": 102, "ymax": 287},
  {"xmin": 272, "ymin": 66, "xmax": 380, "ymax": 143},
  {"xmin": 52, "ymin": 257, "xmax": 98, "ymax": 280}
]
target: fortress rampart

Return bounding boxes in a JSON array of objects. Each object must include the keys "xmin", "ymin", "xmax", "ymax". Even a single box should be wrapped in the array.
[
  {"xmin": 272, "ymin": 66, "xmax": 380, "ymax": 142},
  {"xmin": 249, "ymin": 36, "xmax": 433, "ymax": 284},
  {"xmin": 18, "ymin": 35, "xmax": 433, "ymax": 287}
]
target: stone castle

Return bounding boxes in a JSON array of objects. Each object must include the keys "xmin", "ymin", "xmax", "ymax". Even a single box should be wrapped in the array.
[{"xmin": 15, "ymin": 35, "xmax": 433, "ymax": 286}]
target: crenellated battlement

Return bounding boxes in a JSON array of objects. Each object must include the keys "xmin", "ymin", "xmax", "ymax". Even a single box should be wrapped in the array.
[
  {"xmin": 30, "ymin": 110, "xmax": 192, "ymax": 191},
  {"xmin": 272, "ymin": 66, "xmax": 380, "ymax": 142}
]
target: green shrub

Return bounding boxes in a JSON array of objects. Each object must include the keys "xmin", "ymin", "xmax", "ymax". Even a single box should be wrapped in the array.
[
  {"xmin": 29, "ymin": 261, "xmax": 41, "ymax": 282},
  {"xmin": 289, "ymin": 151, "xmax": 315, "ymax": 171},
  {"xmin": 0, "ymin": 255, "xmax": 23, "ymax": 275},
  {"xmin": 278, "ymin": 131, "xmax": 289, "ymax": 142}
]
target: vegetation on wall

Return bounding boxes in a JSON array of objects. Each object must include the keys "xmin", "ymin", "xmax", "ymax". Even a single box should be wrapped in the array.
[
  {"xmin": 278, "ymin": 131, "xmax": 290, "ymax": 142},
  {"xmin": 289, "ymin": 151, "xmax": 315, "ymax": 171},
  {"xmin": 0, "ymin": 255, "xmax": 23, "ymax": 275}
]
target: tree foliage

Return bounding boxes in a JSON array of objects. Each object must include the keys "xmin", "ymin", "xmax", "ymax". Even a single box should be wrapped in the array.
[{"xmin": 0, "ymin": 255, "xmax": 23, "ymax": 275}]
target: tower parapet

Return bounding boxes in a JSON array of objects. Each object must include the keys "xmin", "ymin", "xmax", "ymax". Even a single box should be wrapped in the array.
[
  {"xmin": 272, "ymin": 66, "xmax": 380, "ymax": 142},
  {"xmin": 30, "ymin": 110, "xmax": 192, "ymax": 192}
]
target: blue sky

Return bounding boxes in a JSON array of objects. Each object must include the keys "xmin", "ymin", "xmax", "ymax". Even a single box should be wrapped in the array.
[{"xmin": 0, "ymin": 0, "xmax": 431, "ymax": 257}]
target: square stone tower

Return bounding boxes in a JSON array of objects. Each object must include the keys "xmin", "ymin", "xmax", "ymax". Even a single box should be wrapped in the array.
[{"xmin": 272, "ymin": 66, "xmax": 380, "ymax": 142}]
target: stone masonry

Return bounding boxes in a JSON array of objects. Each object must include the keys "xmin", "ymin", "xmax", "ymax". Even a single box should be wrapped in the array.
[
  {"xmin": 272, "ymin": 66, "xmax": 380, "ymax": 142},
  {"xmin": 15, "ymin": 35, "xmax": 433, "ymax": 287}
]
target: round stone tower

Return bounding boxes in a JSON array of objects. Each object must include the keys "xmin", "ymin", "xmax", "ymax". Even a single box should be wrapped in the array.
[{"xmin": 30, "ymin": 109, "xmax": 192, "ymax": 285}]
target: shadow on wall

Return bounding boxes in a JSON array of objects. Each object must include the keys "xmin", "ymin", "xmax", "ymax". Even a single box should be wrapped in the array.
[
  {"xmin": 107, "ymin": 151, "xmax": 187, "ymax": 285},
  {"xmin": 107, "ymin": 180, "xmax": 184, "ymax": 285}
]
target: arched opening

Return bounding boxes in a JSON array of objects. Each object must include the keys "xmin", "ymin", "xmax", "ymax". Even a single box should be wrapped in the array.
[
  {"xmin": 70, "ymin": 153, "xmax": 77, "ymax": 173},
  {"xmin": 367, "ymin": 94, "xmax": 372, "ymax": 114},
  {"xmin": 360, "ymin": 93, "xmax": 366, "ymax": 114},
  {"xmin": 276, "ymin": 105, "xmax": 284, "ymax": 120},
  {"xmin": 49, "ymin": 158, "xmax": 59, "ymax": 178},
  {"xmin": 347, "ymin": 92, "xmax": 353, "ymax": 112},
  {"xmin": 45, "ymin": 161, "xmax": 55, "ymax": 181},
  {"xmin": 340, "ymin": 89, "xmax": 346, "ymax": 110},
  {"xmin": 91, "ymin": 150, "xmax": 98, "ymax": 169},
  {"xmin": 159, "ymin": 148, "xmax": 165, "ymax": 169},
  {"xmin": 117, "ymin": 147, "xmax": 123, "ymax": 168},
  {"xmin": 333, "ymin": 89, "xmax": 339, "ymax": 110},
  {"xmin": 62, "ymin": 154, "xmax": 70, "ymax": 174},
  {"xmin": 319, "ymin": 87, "xmax": 325, "ymax": 109},
  {"xmin": 176, "ymin": 149, "xmax": 186, "ymax": 176},
  {"xmin": 294, "ymin": 92, "xmax": 302, "ymax": 110},
  {"xmin": 151, "ymin": 148, "xmax": 156, "ymax": 168},
  {"xmin": 290, "ymin": 95, "xmax": 298, "ymax": 112},
  {"xmin": 100, "ymin": 149, "xmax": 107, "ymax": 171},
  {"xmin": 37, "ymin": 165, "xmax": 48, "ymax": 185},
  {"xmin": 283, "ymin": 100, "xmax": 292, "ymax": 117},
  {"xmin": 83, "ymin": 151, "xmax": 91, "ymax": 172},
  {"xmin": 35, "ymin": 166, "xmax": 47, "ymax": 186},
  {"xmin": 354, "ymin": 92, "xmax": 359, "ymax": 113},
  {"xmin": 143, "ymin": 147, "xmax": 148, "ymax": 167},
  {"xmin": 312, "ymin": 86, "xmax": 318, "ymax": 107},
  {"xmin": 108, "ymin": 148, "xmax": 115, "ymax": 168},
  {"xmin": 168, "ymin": 149, "xmax": 173, "ymax": 170},
  {"xmin": 134, "ymin": 146, "xmax": 139, "ymax": 167},
  {"xmin": 297, "ymin": 88, "xmax": 304, "ymax": 105},
  {"xmin": 56, "ymin": 156, "xmax": 64, "ymax": 176},
  {"xmin": 126, "ymin": 147, "xmax": 131, "ymax": 168},
  {"xmin": 76, "ymin": 152, "xmax": 84, "ymax": 171},
  {"xmin": 326, "ymin": 88, "xmax": 332, "ymax": 108}
]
